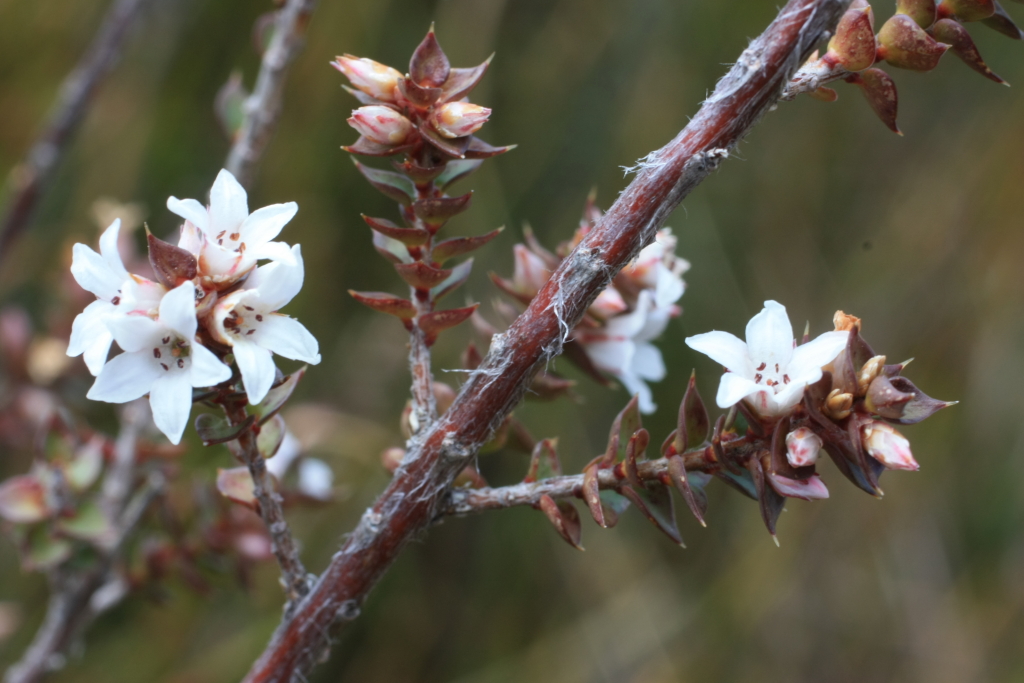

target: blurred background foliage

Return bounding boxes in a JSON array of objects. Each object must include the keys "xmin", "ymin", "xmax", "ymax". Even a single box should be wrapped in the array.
[{"xmin": 2, "ymin": 0, "xmax": 1024, "ymax": 681}]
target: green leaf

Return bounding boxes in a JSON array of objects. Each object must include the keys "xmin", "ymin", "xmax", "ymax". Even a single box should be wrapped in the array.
[
  {"xmin": 430, "ymin": 258, "xmax": 473, "ymax": 300},
  {"xmin": 65, "ymin": 439, "xmax": 104, "ymax": 492},
  {"xmin": 25, "ymin": 527, "xmax": 72, "ymax": 571},
  {"xmin": 431, "ymin": 228, "xmax": 502, "ymax": 264},
  {"xmin": 714, "ymin": 468, "xmax": 758, "ymax": 500},
  {"xmin": 372, "ymin": 231, "xmax": 413, "ymax": 264},
  {"xmin": 524, "ymin": 438, "xmax": 561, "ymax": 482},
  {"xmin": 537, "ymin": 495, "xmax": 583, "ymax": 550},
  {"xmin": 353, "ymin": 160, "xmax": 416, "ymax": 205},
  {"xmin": 435, "ymin": 159, "xmax": 483, "ymax": 190},
  {"xmin": 57, "ymin": 500, "xmax": 115, "ymax": 544},
  {"xmin": 251, "ymin": 368, "xmax": 306, "ymax": 425},
  {"xmin": 597, "ymin": 489, "xmax": 631, "ymax": 528},
  {"xmin": 620, "ymin": 483, "xmax": 683, "ymax": 545},
  {"xmin": 195, "ymin": 413, "xmax": 255, "ymax": 446},
  {"xmin": 257, "ymin": 414, "xmax": 286, "ymax": 459}
]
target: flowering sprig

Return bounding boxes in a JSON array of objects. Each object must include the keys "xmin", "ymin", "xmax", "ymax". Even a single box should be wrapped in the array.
[
  {"xmin": 784, "ymin": 0, "xmax": 1022, "ymax": 133},
  {"xmin": 338, "ymin": 27, "xmax": 512, "ymax": 434}
]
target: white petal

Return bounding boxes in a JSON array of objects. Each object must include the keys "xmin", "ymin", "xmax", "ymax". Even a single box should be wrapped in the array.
[
  {"xmin": 247, "ymin": 240, "xmax": 297, "ymax": 265},
  {"xmin": 686, "ymin": 330, "xmax": 751, "ymax": 375},
  {"xmin": 631, "ymin": 342, "xmax": 666, "ymax": 381},
  {"xmin": 653, "ymin": 265, "xmax": 685, "ymax": 308},
  {"xmin": 602, "ymin": 290, "xmax": 653, "ymax": 339},
  {"xmin": 240, "ymin": 202, "xmax": 297, "ymax": 245},
  {"xmin": 189, "ymin": 342, "xmax": 232, "ymax": 388},
  {"xmin": 209, "ymin": 169, "xmax": 248, "ymax": 234},
  {"xmin": 106, "ymin": 314, "xmax": 164, "ymax": 353},
  {"xmin": 789, "ymin": 331, "xmax": 849, "ymax": 376},
  {"xmin": 198, "ymin": 240, "xmax": 248, "ymax": 281},
  {"xmin": 619, "ymin": 371, "xmax": 656, "ymax": 414},
  {"xmin": 149, "ymin": 371, "xmax": 193, "ymax": 445},
  {"xmin": 745, "ymin": 300, "xmax": 793, "ymax": 368},
  {"xmin": 254, "ymin": 315, "xmax": 321, "ymax": 364},
  {"xmin": 87, "ymin": 352, "xmax": 160, "ymax": 403},
  {"xmin": 158, "ymin": 282, "xmax": 197, "ymax": 340},
  {"xmin": 68, "ymin": 301, "xmax": 115, "ymax": 375},
  {"xmin": 246, "ymin": 245, "xmax": 304, "ymax": 310},
  {"xmin": 581, "ymin": 338, "xmax": 633, "ymax": 375},
  {"xmin": 167, "ymin": 197, "xmax": 210, "ymax": 234},
  {"xmin": 768, "ymin": 473, "xmax": 829, "ymax": 500},
  {"xmin": 98, "ymin": 219, "xmax": 129, "ymax": 282},
  {"xmin": 177, "ymin": 220, "xmax": 204, "ymax": 255},
  {"xmin": 716, "ymin": 372, "xmax": 762, "ymax": 408},
  {"xmin": 772, "ymin": 369, "xmax": 822, "ymax": 414},
  {"xmin": 70, "ymin": 244, "xmax": 124, "ymax": 301},
  {"xmin": 234, "ymin": 340, "xmax": 277, "ymax": 404},
  {"xmin": 635, "ymin": 304, "xmax": 672, "ymax": 344},
  {"xmin": 266, "ymin": 430, "xmax": 302, "ymax": 478},
  {"xmin": 298, "ymin": 458, "xmax": 334, "ymax": 500},
  {"xmin": 118, "ymin": 277, "xmax": 166, "ymax": 317}
]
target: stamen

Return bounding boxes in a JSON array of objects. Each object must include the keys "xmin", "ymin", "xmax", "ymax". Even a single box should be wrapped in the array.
[
  {"xmin": 783, "ymin": 374, "xmax": 791, "ymax": 384},
  {"xmin": 238, "ymin": 242, "xmax": 246, "ymax": 253},
  {"xmin": 218, "ymin": 239, "xmax": 224, "ymax": 246},
  {"xmin": 162, "ymin": 336, "xmax": 170, "ymax": 344},
  {"xmin": 756, "ymin": 362, "xmax": 766, "ymax": 371},
  {"xmin": 247, "ymin": 329, "xmax": 256, "ymax": 335},
  {"xmin": 160, "ymin": 363, "xmax": 169, "ymax": 371},
  {"xmin": 111, "ymin": 296, "xmax": 120, "ymax": 305},
  {"xmin": 255, "ymin": 314, "xmax": 263, "ymax": 322},
  {"xmin": 229, "ymin": 232, "xmax": 240, "ymax": 241},
  {"xmin": 216, "ymin": 231, "xmax": 226, "ymax": 239},
  {"xmin": 775, "ymin": 363, "xmax": 780, "ymax": 373},
  {"xmin": 754, "ymin": 373, "xmax": 763, "ymax": 383},
  {"xmin": 177, "ymin": 358, "xmax": 185, "ymax": 368},
  {"xmin": 153, "ymin": 348, "xmax": 161, "ymax": 358},
  {"xmin": 244, "ymin": 306, "xmax": 254, "ymax": 311}
]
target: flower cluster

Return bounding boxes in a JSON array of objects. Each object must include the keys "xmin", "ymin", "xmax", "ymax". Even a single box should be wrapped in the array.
[
  {"xmin": 67, "ymin": 170, "xmax": 320, "ymax": 444},
  {"xmin": 493, "ymin": 197, "xmax": 689, "ymax": 413},
  {"xmin": 684, "ymin": 302, "xmax": 952, "ymax": 513}
]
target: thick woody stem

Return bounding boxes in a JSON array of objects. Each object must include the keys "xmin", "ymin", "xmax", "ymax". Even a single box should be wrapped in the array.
[
  {"xmin": 243, "ymin": 2, "xmax": 850, "ymax": 681},
  {"xmin": 223, "ymin": 401, "xmax": 311, "ymax": 606},
  {"xmin": 0, "ymin": 0, "xmax": 153, "ymax": 263},
  {"xmin": 224, "ymin": 0, "xmax": 318, "ymax": 188},
  {"xmin": 445, "ymin": 449, "xmax": 715, "ymax": 516}
]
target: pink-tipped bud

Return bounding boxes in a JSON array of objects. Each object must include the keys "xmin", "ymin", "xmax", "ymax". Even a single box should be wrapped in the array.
[
  {"xmin": 332, "ymin": 56, "xmax": 403, "ymax": 102},
  {"xmin": 827, "ymin": 6, "xmax": 877, "ymax": 71},
  {"xmin": 878, "ymin": 14, "xmax": 950, "ymax": 71},
  {"xmin": 347, "ymin": 106, "xmax": 414, "ymax": 145},
  {"xmin": 862, "ymin": 421, "xmax": 919, "ymax": 471},
  {"xmin": 512, "ymin": 244, "xmax": 551, "ymax": 297},
  {"xmin": 431, "ymin": 102, "xmax": 491, "ymax": 139},
  {"xmin": 785, "ymin": 427, "xmax": 823, "ymax": 468}
]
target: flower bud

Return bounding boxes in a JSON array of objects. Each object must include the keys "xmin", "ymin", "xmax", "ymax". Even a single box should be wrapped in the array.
[
  {"xmin": 862, "ymin": 421, "xmax": 919, "ymax": 470},
  {"xmin": 827, "ymin": 6, "xmax": 877, "ymax": 71},
  {"xmin": 878, "ymin": 14, "xmax": 950, "ymax": 71},
  {"xmin": 332, "ymin": 56, "xmax": 402, "ymax": 102},
  {"xmin": 512, "ymin": 244, "xmax": 551, "ymax": 297},
  {"xmin": 785, "ymin": 427, "xmax": 823, "ymax": 467},
  {"xmin": 823, "ymin": 388, "xmax": 854, "ymax": 420},
  {"xmin": 857, "ymin": 354, "xmax": 887, "ymax": 394},
  {"xmin": 431, "ymin": 102, "xmax": 491, "ymax": 139},
  {"xmin": 589, "ymin": 287, "xmax": 627, "ymax": 319},
  {"xmin": 833, "ymin": 310, "xmax": 862, "ymax": 332},
  {"xmin": 347, "ymin": 106, "xmax": 414, "ymax": 146},
  {"xmin": 938, "ymin": 0, "xmax": 995, "ymax": 22},
  {"xmin": 896, "ymin": 0, "xmax": 937, "ymax": 27}
]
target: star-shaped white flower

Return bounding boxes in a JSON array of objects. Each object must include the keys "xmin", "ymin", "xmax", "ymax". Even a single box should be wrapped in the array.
[
  {"xmin": 67, "ymin": 219, "xmax": 131, "ymax": 375},
  {"xmin": 167, "ymin": 169, "xmax": 297, "ymax": 288},
  {"xmin": 87, "ymin": 282, "xmax": 232, "ymax": 444},
  {"xmin": 209, "ymin": 245, "xmax": 320, "ymax": 405},
  {"xmin": 685, "ymin": 300, "xmax": 848, "ymax": 418},
  {"xmin": 577, "ymin": 290, "xmax": 672, "ymax": 414}
]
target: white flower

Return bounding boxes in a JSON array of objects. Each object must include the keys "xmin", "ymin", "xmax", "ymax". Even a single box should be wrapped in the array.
[
  {"xmin": 297, "ymin": 458, "xmax": 334, "ymax": 500},
  {"xmin": 686, "ymin": 301, "xmax": 848, "ymax": 418},
  {"xmin": 67, "ymin": 220, "xmax": 130, "ymax": 375},
  {"xmin": 209, "ymin": 245, "xmax": 320, "ymax": 405},
  {"xmin": 620, "ymin": 229, "xmax": 689, "ymax": 309},
  {"xmin": 577, "ymin": 291, "xmax": 672, "ymax": 414},
  {"xmin": 87, "ymin": 282, "xmax": 231, "ymax": 444},
  {"xmin": 511, "ymin": 244, "xmax": 551, "ymax": 297},
  {"xmin": 167, "ymin": 169, "xmax": 297, "ymax": 288},
  {"xmin": 862, "ymin": 421, "xmax": 918, "ymax": 470}
]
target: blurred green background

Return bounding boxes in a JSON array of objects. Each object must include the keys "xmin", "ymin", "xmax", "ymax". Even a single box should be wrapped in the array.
[{"xmin": 2, "ymin": 0, "xmax": 1024, "ymax": 681}]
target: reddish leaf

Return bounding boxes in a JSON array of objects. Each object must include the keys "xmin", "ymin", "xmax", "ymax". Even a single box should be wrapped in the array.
[
  {"xmin": 362, "ymin": 215, "xmax": 430, "ymax": 246},
  {"xmin": 409, "ymin": 27, "xmax": 450, "ymax": 87},
  {"xmin": 251, "ymin": 368, "xmax": 305, "ymax": 425},
  {"xmin": 431, "ymin": 259, "xmax": 473, "ymax": 300},
  {"xmin": 373, "ymin": 231, "xmax": 412, "ymax": 265},
  {"xmin": 537, "ymin": 495, "xmax": 583, "ymax": 550},
  {"xmin": 666, "ymin": 455, "xmax": 707, "ymax": 527},
  {"xmin": 394, "ymin": 262, "xmax": 452, "ymax": 290},
  {"xmin": 349, "ymin": 290, "xmax": 417, "ymax": 320},
  {"xmin": 353, "ymin": 160, "xmax": 416, "ymax": 204},
  {"xmin": 434, "ymin": 159, "xmax": 484, "ymax": 190},
  {"xmin": 930, "ymin": 18, "xmax": 1008, "ymax": 84},
  {"xmin": 343, "ymin": 135, "xmax": 413, "ymax": 157},
  {"xmin": 413, "ymin": 193, "xmax": 473, "ymax": 229},
  {"xmin": 582, "ymin": 465, "xmax": 606, "ymax": 527},
  {"xmin": 675, "ymin": 370, "xmax": 710, "ymax": 452},
  {"xmin": 621, "ymin": 428, "xmax": 649, "ymax": 489},
  {"xmin": 619, "ymin": 483, "xmax": 684, "ymax": 546},
  {"xmin": 418, "ymin": 304, "xmax": 479, "ymax": 342},
  {"xmin": 440, "ymin": 57, "xmax": 492, "ymax": 102},
  {"xmin": 147, "ymin": 232, "xmax": 197, "ymax": 288},
  {"xmin": 982, "ymin": 2, "xmax": 1024, "ymax": 39},
  {"xmin": 397, "ymin": 77, "xmax": 442, "ymax": 108},
  {"xmin": 420, "ymin": 124, "xmax": 469, "ymax": 158},
  {"xmin": 217, "ymin": 467, "xmax": 258, "ymax": 509},
  {"xmin": 464, "ymin": 136, "xmax": 516, "ymax": 159},
  {"xmin": 524, "ymin": 438, "xmax": 562, "ymax": 482},
  {"xmin": 432, "ymin": 228, "xmax": 503, "ymax": 263},
  {"xmin": 849, "ymin": 68, "xmax": 901, "ymax": 135}
]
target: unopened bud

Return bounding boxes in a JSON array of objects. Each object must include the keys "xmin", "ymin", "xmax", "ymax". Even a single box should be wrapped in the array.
[
  {"xmin": 823, "ymin": 388, "xmax": 854, "ymax": 420},
  {"xmin": 827, "ymin": 6, "xmax": 877, "ymax": 71},
  {"xmin": 347, "ymin": 106, "xmax": 414, "ymax": 146},
  {"xmin": 332, "ymin": 56, "xmax": 402, "ymax": 102},
  {"xmin": 878, "ymin": 14, "xmax": 950, "ymax": 72},
  {"xmin": 938, "ymin": 0, "xmax": 995, "ymax": 22},
  {"xmin": 512, "ymin": 244, "xmax": 551, "ymax": 297},
  {"xmin": 896, "ymin": 0, "xmax": 937, "ymax": 27},
  {"xmin": 862, "ymin": 421, "xmax": 919, "ymax": 470},
  {"xmin": 785, "ymin": 427, "xmax": 823, "ymax": 468},
  {"xmin": 431, "ymin": 102, "xmax": 491, "ymax": 139},
  {"xmin": 857, "ymin": 354, "xmax": 887, "ymax": 394},
  {"xmin": 864, "ymin": 373, "xmax": 914, "ymax": 418}
]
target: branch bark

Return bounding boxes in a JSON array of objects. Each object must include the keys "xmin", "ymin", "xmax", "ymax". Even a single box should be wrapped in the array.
[
  {"xmin": 243, "ymin": 1, "xmax": 851, "ymax": 680},
  {"xmin": 223, "ymin": 0, "xmax": 318, "ymax": 188},
  {"xmin": 0, "ymin": 0, "xmax": 153, "ymax": 264}
]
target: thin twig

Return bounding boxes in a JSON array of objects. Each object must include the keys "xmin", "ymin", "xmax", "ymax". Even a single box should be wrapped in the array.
[
  {"xmin": 224, "ymin": 0, "xmax": 318, "ymax": 188},
  {"xmin": 0, "ymin": 0, "xmax": 153, "ymax": 263},
  {"xmin": 781, "ymin": 57, "xmax": 851, "ymax": 100},
  {"xmin": 223, "ymin": 400, "xmax": 312, "ymax": 606},
  {"xmin": 243, "ymin": 2, "xmax": 851, "ymax": 681}
]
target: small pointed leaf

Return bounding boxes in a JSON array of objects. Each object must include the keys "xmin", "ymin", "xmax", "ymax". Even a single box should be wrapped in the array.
[
  {"xmin": 413, "ymin": 193, "xmax": 473, "ymax": 228},
  {"xmin": 216, "ymin": 467, "xmax": 258, "ymax": 509},
  {"xmin": 464, "ymin": 137, "xmax": 515, "ymax": 159},
  {"xmin": 524, "ymin": 438, "xmax": 562, "ymax": 482},
  {"xmin": 432, "ymin": 228, "xmax": 503, "ymax": 263},
  {"xmin": 353, "ymin": 160, "xmax": 416, "ymax": 205},
  {"xmin": 537, "ymin": 495, "xmax": 583, "ymax": 550},
  {"xmin": 675, "ymin": 370, "xmax": 709, "ymax": 452},
  {"xmin": 409, "ymin": 28, "xmax": 451, "ymax": 87},
  {"xmin": 666, "ymin": 455, "xmax": 707, "ymax": 526},
  {"xmin": 394, "ymin": 261, "xmax": 452, "ymax": 290},
  {"xmin": 420, "ymin": 124, "xmax": 470, "ymax": 158},
  {"xmin": 363, "ymin": 215, "xmax": 430, "ymax": 246},
  {"xmin": 619, "ymin": 483, "xmax": 683, "ymax": 545},
  {"xmin": 419, "ymin": 304, "xmax": 479, "ymax": 343},
  {"xmin": 440, "ymin": 57, "xmax": 492, "ymax": 102},
  {"xmin": 435, "ymin": 159, "xmax": 484, "ymax": 190},
  {"xmin": 257, "ymin": 414, "xmax": 286, "ymax": 459},
  {"xmin": 148, "ymin": 232, "xmax": 197, "ymax": 288},
  {"xmin": 349, "ymin": 290, "xmax": 417, "ymax": 320},
  {"xmin": 431, "ymin": 259, "xmax": 473, "ymax": 300}
]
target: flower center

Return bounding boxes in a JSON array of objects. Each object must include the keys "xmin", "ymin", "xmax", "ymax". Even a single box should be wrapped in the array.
[
  {"xmin": 152, "ymin": 335, "xmax": 191, "ymax": 373},
  {"xmin": 222, "ymin": 305, "xmax": 265, "ymax": 340},
  {"xmin": 213, "ymin": 229, "xmax": 247, "ymax": 254},
  {"xmin": 752, "ymin": 360, "xmax": 791, "ymax": 394}
]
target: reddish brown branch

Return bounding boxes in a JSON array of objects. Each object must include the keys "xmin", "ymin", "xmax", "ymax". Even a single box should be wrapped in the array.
[
  {"xmin": 243, "ymin": 2, "xmax": 851, "ymax": 680},
  {"xmin": 224, "ymin": 0, "xmax": 318, "ymax": 188},
  {"xmin": 0, "ymin": 0, "xmax": 153, "ymax": 263}
]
